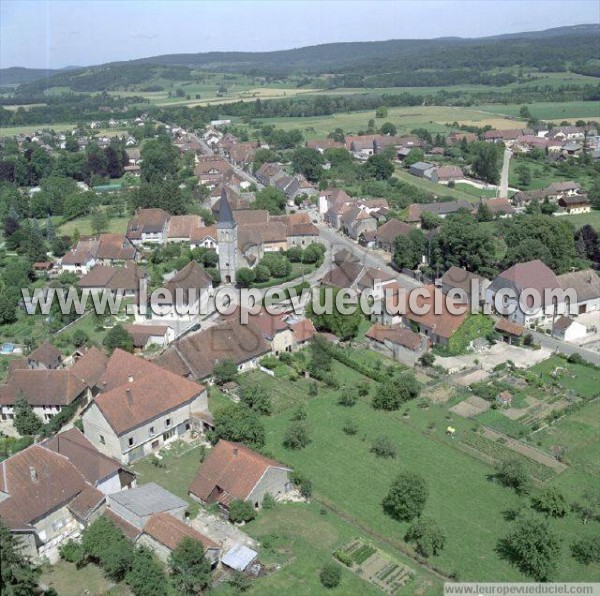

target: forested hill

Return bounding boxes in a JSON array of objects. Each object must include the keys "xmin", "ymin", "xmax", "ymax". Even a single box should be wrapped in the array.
[{"xmin": 3, "ymin": 24, "xmax": 599, "ymax": 93}]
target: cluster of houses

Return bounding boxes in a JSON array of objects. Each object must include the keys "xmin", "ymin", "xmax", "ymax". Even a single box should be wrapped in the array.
[{"xmin": 512, "ymin": 181, "xmax": 591, "ymax": 214}]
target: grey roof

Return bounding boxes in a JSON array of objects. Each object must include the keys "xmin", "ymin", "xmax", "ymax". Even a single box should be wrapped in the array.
[
  {"xmin": 217, "ymin": 187, "xmax": 236, "ymax": 229},
  {"xmin": 410, "ymin": 161, "xmax": 434, "ymax": 172},
  {"xmin": 109, "ymin": 482, "xmax": 186, "ymax": 516},
  {"xmin": 222, "ymin": 544, "xmax": 258, "ymax": 571}
]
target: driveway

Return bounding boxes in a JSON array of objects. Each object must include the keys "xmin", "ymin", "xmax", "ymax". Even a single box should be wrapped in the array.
[{"xmin": 499, "ymin": 148, "xmax": 512, "ymax": 198}]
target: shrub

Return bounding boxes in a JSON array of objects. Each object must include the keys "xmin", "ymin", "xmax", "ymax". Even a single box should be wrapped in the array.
[
  {"xmin": 291, "ymin": 405, "xmax": 307, "ymax": 421},
  {"xmin": 571, "ymin": 534, "xmax": 600, "ymax": 565},
  {"xmin": 283, "ymin": 421, "xmax": 311, "ymax": 450},
  {"xmin": 291, "ymin": 471, "xmax": 313, "ymax": 498},
  {"xmin": 567, "ymin": 353, "xmax": 584, "ymax": 364},
  {"xmin": 531, "ymin": 487, "xmax": 568, "ymax": 518},
  {"xmin": 370, "ymin": 436, "xmax": 397, "ymax": 458},
  {"xmin": 342, "ymin": 419, "xmax": 358, "ymax": 435},
  {"xmin": 320, "ymin": 561, "xmax": 342, "ymax": 588},
  {"xmin": 262, "ymin": 493, "xmax": 276, "ymax": 510},
  {"xmin": 496, "ymin": 458, "xmax": 530, "ymax": 494},
  {"xmin": 405, "ymin": 516, "xmax": 446, "ymax": 557},
  {"xmin": 59, "ymin": 539, "xmax": 84, "ymax": 564},
  {"xmin": 338, "ymin": 388, "xmax": 358, "ymax": 407},
  {"xmin": 419, "ymin": 352, "xmax": 435, "ymax": 367},
  {"xmin": 228, "ymin": 500, "xmax": 256, "ymax": 523},
  {"xmin": 333, "ymin": 550, "xmax": 353, "ymax": 567}
]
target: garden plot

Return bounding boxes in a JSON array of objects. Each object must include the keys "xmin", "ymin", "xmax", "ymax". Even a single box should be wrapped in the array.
[
  {"xmin": 335, "ymin": 538, "xmax": 414, "ymax": 594},
  {"xmin": 450, "ymin": 396, "xmax": 491, "ymax": 418}
]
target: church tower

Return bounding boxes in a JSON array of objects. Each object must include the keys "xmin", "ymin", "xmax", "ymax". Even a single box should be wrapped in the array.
[{"xmin": 217, "ymin": 187, "xmax": 238, "ymax": 284}]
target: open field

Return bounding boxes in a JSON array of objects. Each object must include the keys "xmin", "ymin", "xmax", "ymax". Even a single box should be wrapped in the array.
[
  {"xmin": 215, "ymin": 354, "xmax": 600, "ymax": 583},
  {"xmin": 560, "ymin": 210, "xmax": 600, "ymax": 232},
  {"xmin": 477, "ymin": 101, "xmax": 600, "ymax": 122},
  {"xmin": 0, "ymin": 122, "xmax": 78, "ymax": 136},
  {"xmin": 393, "ymin": 167, "xmax": 480, "ymax": 203},
  {"xmin": 58, "ymin": 215, "xmax": 129, "ymax": 236},
  {"xmin": 40, "ymin": 560, "xmax": 129, "ymax": 596}
]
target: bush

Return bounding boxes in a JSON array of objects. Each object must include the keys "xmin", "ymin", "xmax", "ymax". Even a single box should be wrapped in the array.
[
  {"xmin": 405, "ymin": 516, "xmax": 447, "ymax": 557},
  {"xmin": 370, "ymin": 436, "xmax": 397, "ymax": 458},
  {"xmin": 567, "ymin": 353, "xmax": 584, "ymax": 364},
  {"xmin": 337, "ymin": 388, "xmax": 358, "ymax": 407},
  {"xmin": 283, "ymin": 421, "xmax": 311, "ymax": 450},
  {"xmin": 262, "ymin": 493, "xmax": 276, "ymax": 510},
  {"xmin": 59, "ymin": 539, "xmax": 84, "ymax": 564},
  {"xmin": 291, "ymin": 471, "xmax": 312, "ymax": 498},
  {"xmin": 531, "ymin": 487, "xmax": 568, "ymax": 518},
  {"xmin": 320, "ymin": 561, "xmax": 342, "ymax": 588},
  {"xmin": 333, "ymin": 550, "xmax": 353, "ymax": 567},
  {"xmin": 228, "ymin": 500, "xmax": 256, "ymax": 523},
  {"xmin": 291, "ymin": 405, "xmax": 307, "ymax": 421},
  {"xmin": 342, "ymin": 419, "xmax": 358, "ymax": 435},
  {"xmin": 496, "ymin": 458, "xmax": 530, "ymax": 494},
  {"xmin": 419, "ymin": 352, "xmax": 435, "ymax": 367},
  {"xmin": 571, "ymin": 534, "xmax": 600, "ymax": 565}
]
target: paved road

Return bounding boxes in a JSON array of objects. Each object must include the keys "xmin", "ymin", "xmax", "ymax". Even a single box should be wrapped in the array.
[
  {"xmin": 531, "ymin": 330, "xmax": 600, "ymax": 366},
  {"xmin": 499, "ymin": 148, "xmax": 512, "ymax": 198},
  {"xmin": 317, "ymin": 225, "xmax": 421, "ymax": 291}
]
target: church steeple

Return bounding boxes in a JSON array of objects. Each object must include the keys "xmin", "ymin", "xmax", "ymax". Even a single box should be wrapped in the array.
[{"xmin": 217, "ymin": 187, "xmax": 235, "ymax": 229}]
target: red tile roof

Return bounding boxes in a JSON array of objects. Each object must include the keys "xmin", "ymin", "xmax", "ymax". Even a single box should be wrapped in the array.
[
  {"xmin": 189, "ymin": 440, "xmax": 290, "ymax": 503},
  {"xmin": 28, "ymin": 342, "xmax": 61, "ymax": 367},
  {"xmin": 70, "ymin": 346, "xmax": 108, "ymax": 388},
  {"xmin": 0, "ymin": 369, "xmax": 86, "ymax": 407},
  {"xmin": 365, "ymin": 323, "xmax": 423, "ymax": 351},
  {"xmin": 144, "ymin": 512, "xmax": 219, "ymax": 552}
]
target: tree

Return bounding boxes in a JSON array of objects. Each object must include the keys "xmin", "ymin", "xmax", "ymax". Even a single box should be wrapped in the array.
[
  {"xmin": 338, "ymin": 387, "xmax": 358, "ymax": 407},
  {"xmin": 91, "ymin": 210, "xmax": 110, "ymax": 235},
  {"xmin": 499, "ymin": 515, "xmax": 561, "ymax": 581},
  {"xmin": 140, "ymin": 138, "xmax": 179, "ymax": 184},
  {"xmin": 364, "ymin": 154, "xmax": 394, "ymax": 180},
  {"xmin": 103, "ymin": 324, "xmax": 134, "ymax": 354},
  {"xmin": 571, "ymin": 489, "xmax": 600, "ymax": 525},
  {"xmin": 126, "ymin": 546, "xmax": 170, "ymax": 596},
  {"xmin": 403, "ymin": 148, "xmax": 425, "ymax": 167},
  {"xmin": 169, "ymin": 537, "xmax": 211, "ymax": 595},
  {"xmin": 0, "ymin": 521, "xmax": 40, "ymax": 595},
  {"xmin": 380, "ymin": 122, "xmax": 397, "ymax": 136},
  {"xmin": 420, "ymin": 211, "xmax": 442, "ymax": 230},
  {"xmin": 253, "ymin": 148, "xmax": 279, "ymax": 171},
  {"xmin": 531, "ymin": 487, "xmax": 568, "ymax": 518},
  {"xmin": 13, "ymin": 395, "xmax": 42, "ymax": 436},
  {"xmin": 405, "ymin": 516, "xmax": 447, "ymax": 557},
  {"xmin": 213, "ymin": 404, "xmax": 266, "ymax": 448},
  {"xmin": 302, "ymin": 242, "xmax": 325, "ymax": 264},
  {"xmin": 588, "ymin": 179, "xmax": 600, "ymax": 210},
  {"xmin": 239, "ymin": 384, "xmax": 272, "ymax": 415},
  {"xmin": 515, "ymin": 163, "xmax": 531, "ymax": 187},
  {"xmin": 0, "ymin": 291, "xmax": 18, "ymax": 325},
  {"xmin": 496, "ymin": 458, "xmax": 530, "ymax": 494},
  {"xmin": 212, "ymin": 359, "xmax": 238, "ymax": 385},
  {"xmin": 290, "ymin": 470, "xmax": 313, "ymax": 498},
  {"xmin": 571, "ymin": 534, "xmax": 600, "ymax": 565},
  {"xmin": 229, "ymin": 570, "xmax": 252, "ymax": 592},
  {"xmin": 393, "ymin": 229, "xmax": 424, "ymax": 270},
  {"xmin": 287, "ymin": 246, "xmax": 304, "ymax": 263},
  {"xmin": 470, "ymin": 142, "xmax": 500, "ymax": 184},
  {"xmin": 307, "ymin": 288, "xmax": 363, "ymax": 341},
  {"xmin": 262, "ymin": 493, "xmax": 276, "ymax": 510},
  {"xmin": 375, "ymin": 106, "xmax": 388, "ymax": 118},
  {"xmin": 228, "ymin": 499, "xmax": 256, "ymax": 523},
  {"xmin": 476, "ymin": 202, "xmax": 494, "ymax": 222},
  {"xmin": 574, "ymin": 224, "xmax": 600, "ymax": 265},
  {"xmin": 253, "ymin": 264, "xmax": 270, "ymax": 283},
  {"xmin": 291, "ymin": 147, "xmax": 324, "ymax": 182},
  {"xmin": 327, "ymin": 128, "xmax": 345, "ymax": 143},
  {"xmin": 372, "ymin": 373, "xmax": 420, "ymax": 411},
  {"xmin": 370, "ymin": 436, "xmax": 397, "ymax": 458},
  {"xmin": 259, "ymin": 252, "xmax": 291, "ymax": 277},
  {"xmin": 320, "ymin": 561, "xmax": 342, "ymax": 588},
  {"xmin": 283, "ymin": 421, "xmax": 311, "ymax": 450},
  {"xmin": 419, "ymin": 352, "xmax": 435, "ymax": 367},
  {"xmin": 383, "ymin": 472, "xmax": 428, "ymax": 522},
  {"xmin": 236, "ymin": 267, "xmax": 255, "ymax": 288},
  {"xmin": 253, "ymin": 187, "xmax": 287, "ymax": 215},
  {"xmin": 519, "ymin": 105, "xmax": 533, "ymax": 120}
]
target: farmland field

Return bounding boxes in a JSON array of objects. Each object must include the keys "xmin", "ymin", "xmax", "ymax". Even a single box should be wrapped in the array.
[
  {"xmin": 477, "ymin": 101, "xmax": 600, "ymax": 122},
  {"xmin": 393, "ymin": 167, "xmax": 480, "ymax": 203},
  {"xmin": 212, "ymin": 354, "xmax": 600, "ymax": 583}
]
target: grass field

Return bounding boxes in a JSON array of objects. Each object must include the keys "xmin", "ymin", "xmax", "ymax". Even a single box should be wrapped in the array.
[
  {"xmin": 40, "ymin": 560, "xmax": 128, "ymax": 596},
  {"xmin": 561, "ymin": 210, "xmax": 600, "ymax": 232},
  {"xmin": 58, "ymin": 216, "xmax": 129, "ymax": 236},
  {"xmin": 453, "ymin": 182, "xmax": 498, "ymax": 199},
  {"xmin": 217, "ymin": 356, "xmax": 600, "ymax": 583},
  {"xmin": 477, "ymin": 101, "xmax": 600, "ymax": 122},
  {"xmin": 394, "ymin": 167, "xmax": 480, "ymax": 203},
  {"xmin": 529, "ymin": 356, "xmax": 600, "ymax": 399}
]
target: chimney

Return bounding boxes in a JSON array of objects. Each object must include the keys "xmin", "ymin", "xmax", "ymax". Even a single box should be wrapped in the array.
[
  {"xmin": 126, "ymin": 387, "xmax": 132, "ymax": 405},
  {"xmin": 233, "ymin": 447, "xmax": 238, "ymax": 456},
  {"xmin": 29, "ymin": 466, "xmax": 38, "ymax": 482},
  {"xmin": 128, "ymin": 374, "xmax": 134, "ymax": 383}
]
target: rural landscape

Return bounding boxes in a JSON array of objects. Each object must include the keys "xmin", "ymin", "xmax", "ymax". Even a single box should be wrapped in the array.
[{"xmin": 0, "ymin": 2, "xmax": 599, "ymax": 595}]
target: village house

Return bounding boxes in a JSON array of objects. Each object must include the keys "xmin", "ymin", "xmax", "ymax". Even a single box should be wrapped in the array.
[
  {"xmin": 340, "ymin": 205, "xmax": 378, "ymax": 241},
  {"xmin": 305, "ymin": 139, "xmax": 344, "ymax": 153},
  {"xmin": 123, "ymin": 324, "xmax": 175, "ymax": 350},
  {"xmin": 365, "ymin": 323, "xmax": 427, "ymax": 365},
  {"xmin": 346, "ymin": 135, "xmax": 383, "ymax": 158},
  {"xmin": 127, "ymin": 208, "xmax": 170, "ymax": 245},
  {"xmin": 155, "ymin": 314, "xmax": 271, "ymax": 381},
  {"xmin": 374, "ymin": 219, "xmax": 412, "ymax": 253},
  {"xmin": 81, "ymin": 349, "xmax": 211, "ymax": 463},
  {"xmin": 486, "ymin": 260, "xmax": 563, "ymax": 326},
  {"xmin": 0, "ymin": 369, "xmax": 88, "ymax": 425},
  {"xmin": 166, "ymin": 214, "xmax": 204, "ymax": 243},
  {"xmin": 189, "ymin": 440, "xmax": 293, "ymax": 513},
  {"xmin": 558, "ymin": 194, "xmax": 591, "ymax": 214},
  {"xmin": 495, "ymin": 318, "xmax": 525, "ymax": 345},
  {"xmin": 557, "ymin": 269, "xmax": 600, "ymax": 315},
  {"xmin": 552, "ymin": 316, "xmax": 588, "ymax": 342},
  {"xmin": 69, "ymin": 346, "xmax": 109, "ymax": 396},
  {"xmin": 0, "ymin": 430, "xmax": 134, "ymax": 562},
  {"xmin": 190, "ymin": 225, "xmax": 219, "ymax": 251},
  {"xmin": 60, "ymin": 242, "xmax": 96, "ymax": 275},
  {"xmin": 27, "ymin": 341, "xmax": 62, "ymax": 370},
  {"xmin": 481, "ymin": 197, "xmax": 515, "ymax": 217},
  {"xmin": 405, "ymin": 200, "xmax": 472, "ymax": 224},
  {"xmin": 440, "ymin": 266, "xmax": 490, "ymax": 305},
  {"xmin": 430, "ymin": 165, "xmax": 464, "ymax": 184},
  {"xmin": 446, "ymin": 131, "xmax": 478, "ymax": 145},
  {"xmin": 78, "ymin": 262, "xmax": 147, "ymax": 299},
  {"xmin": 409, "ymin": 161, "xmax": 435, "ymax": 178}
]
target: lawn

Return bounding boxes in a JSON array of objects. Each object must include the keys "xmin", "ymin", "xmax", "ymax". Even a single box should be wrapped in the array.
[
  {"xmin": 477, "ymin": 101, "xmax": 600, "ymax": 122},
  {"xmin": 394, "ymin": 167, "xmax": 479, "ymax": 203},
  {"xmin": 529, "ymin": 356, "xmax": 600, "ymax": 399},
  {"xmin": 453, "ymin": 182, "xmax": 498, "ymax": 199},
  {"xmin": 562, "ymin": 210, "xmax": 600, "ymax": 232},
  {"xmin": 40, "ymin": 560, "xmax": 129, "ymax": 596},
  {"xmin": 221, "ymin": 352, "xmax": 600, "ymax": 583},
  {"xmin": 59, "ymin": 215, "xmax": 129, "ymax": 236}
]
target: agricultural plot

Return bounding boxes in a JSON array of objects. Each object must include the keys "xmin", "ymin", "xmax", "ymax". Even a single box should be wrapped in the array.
[{"xmin": 335, "ymin": 538, "xmax": 414, "ymax": 594}]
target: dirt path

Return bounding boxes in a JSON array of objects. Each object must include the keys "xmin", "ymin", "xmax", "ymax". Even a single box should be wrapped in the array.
[{"xmin": 481, "ymin": 428, "xmax": 568, "ymax": 473}]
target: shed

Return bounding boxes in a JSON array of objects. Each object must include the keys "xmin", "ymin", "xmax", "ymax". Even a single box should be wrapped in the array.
[{"xmin": 222, "ymin": 544, "xmax": 258, "ymax": 572}]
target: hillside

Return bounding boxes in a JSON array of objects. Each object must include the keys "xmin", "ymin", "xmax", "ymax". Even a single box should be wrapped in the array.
[{"xmin": 4, "ymin": 24, "xmax": 599, "ymax": 94}]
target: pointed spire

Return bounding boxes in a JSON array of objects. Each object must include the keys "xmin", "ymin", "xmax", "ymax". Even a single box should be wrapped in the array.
[{"xmin": 217, "ymin": 186, "xmax": 235, "ymax": 229}]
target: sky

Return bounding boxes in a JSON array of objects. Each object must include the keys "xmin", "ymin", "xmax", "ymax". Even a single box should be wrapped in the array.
[{"xmin": 1, "ymin": 0, "xmax": 599, "ymax": 69}]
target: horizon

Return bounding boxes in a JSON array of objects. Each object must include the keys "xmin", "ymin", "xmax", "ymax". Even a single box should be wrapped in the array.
[{"xmin": 1, "ymin": 0, "xmax": 599, "ymax": 70}]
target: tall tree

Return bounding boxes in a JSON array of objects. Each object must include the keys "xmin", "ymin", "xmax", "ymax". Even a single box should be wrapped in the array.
[
  {"xmin": 168, "ymin": 537, "xmax": 212, "ymax": 595},
  {"xmin": 0, "ymin": 521, "xmax": 40, "ymax": 595},
  {"xmin": 383, "ymin": 472, "xmax": 428, "ymax": 521},
  {"xmin": 140, "ymin": 138, "xmax": 179, "ymax": 183}
]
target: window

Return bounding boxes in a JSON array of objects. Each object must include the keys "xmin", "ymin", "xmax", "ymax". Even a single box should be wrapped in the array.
[
  {"xmin": 165, "ymin": 418, "xmax": 171, "ymax": 428},
  {"xmin": 99, "ymin": 435, "xmax": 105, "ymax": 445},
  {"xmin": 128, "ymin": 437, "xmax": 134, "ymax": 447},
  {"xmin": 149, "ymin": 426, "xmax": 155, "ymax": 436}
]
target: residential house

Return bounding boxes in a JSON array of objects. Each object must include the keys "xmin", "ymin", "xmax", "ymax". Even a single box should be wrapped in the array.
[
  {"xmin": 190, "ymin": 226, "xmax": 218, "ymax": 251},
  {"xmin": 486, "ymin": 260, "xmax": 563, "ymax": 326},
  {"xmin": 440, "ymin": 266, "xmax": 490, "ymax": 305},
  {"xmin": 0, "ymin": 369, "xmax": 87, "ymax": 424},
  {"xmin": 482, "ymin": 197, "xmax": 515, "ymax": 217},
  {"xmin": 60, "ymin": 242, "xmax": 96, "ymax": 275},
  {"xmin": 340, "ymin": 205, "xmax": 378, "ymax": 241},
  {"xmin": 558, "ymin": 195, "xmax": 591, "ymax": 214},
  {"xmin": 127, "ymin": 209, "xmax": 169, "ymax": 245},
  {"xmin": 374, "ymin": 219, "xmax": 412, "ymax": 252},
  {"xmin": 189, "ymin": 440, "xmax": 292, "ymax": 512},
  {"xmin": 78, "ymin": 262, "xmax": 146, "ymax": 299},
  {"xmin": 166, "ymin": 215, "xmax": 204, "ymax": 243},
  {"xmin": 495, "ymin": 318, "xmax": 525, "ymax": 345},
  {"xmin": 552, "ymin": 316, "xmax": 587, "ymax": 342},
  {"xmin": 431, "ymin": 165, "xmax": 464, "ymax": 184},
  {"xmin": 123, "ymin": 324, "xmax": 175, "ymax": 350},
  {"xmin": 81, "ymin": 349, "xmax": 210, "ymax": 463},
  {"xmin": 154, "ymin": 314, "xmax": 270, "ymax": 381},
  {"xmin": 365, "ymin": 323, "xmax": 427, "ymax": 365},
  {"xmin": 557, "ymin": 269, "xmax": 600, "ymax": 314},
  {"xmin": 446, "ymin": 132, "xmax": 477, "ymax": 145},
  {"xmin": 70, "ymin": 346, "xmax": 109, "ymax": 396},
  {"xmin": 247, "ymin": 309, "xmax": 295, "ymax": 356},
  {"xmin": 27, "ymin": 342, "xmax": 62, "ymax": 370},
  {"xmin": 409, "ymin": 162, "xmax": 435, "ymax": 178},
  {"xmin": 406, "ymin": 200, "xmax": 472, "ymax": 224},
  {"xmin": 547, "ymin": 181, "xmax": 581, "ymax": 198},
  {"xmin": 305, "ymin": 139, "xmax": 344, "ymax": 153},
  {"xmin": 93, "ymin": 234, "xmax": 138, "ymax": 265}
]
